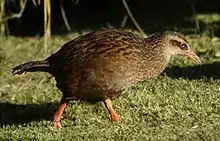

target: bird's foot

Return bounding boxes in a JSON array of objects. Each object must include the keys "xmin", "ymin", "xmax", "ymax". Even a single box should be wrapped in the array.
[
  {"xmin": 52, "ymin": 98, "xmax": 69, "ymax": 129},
  {"xmin": 111, "ymin": 113, "xmax": 120, "ymax": 122},
  {"xmin": 104, "ymin": 98, "xmax": 120, "ymax": 122},
  {"xmin": 53, "ymin": 121, "xmax": 62, "ymax": 128}
]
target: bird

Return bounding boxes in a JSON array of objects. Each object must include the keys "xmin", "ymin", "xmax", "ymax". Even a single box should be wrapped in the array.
[{"xmin": 12, "ymin": 28, "xmax": 201, "ymax": 128}]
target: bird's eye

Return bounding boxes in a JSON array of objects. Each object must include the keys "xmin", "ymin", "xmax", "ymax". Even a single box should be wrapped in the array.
[
  {"xmin": 169, "ymin": 39, "xmax": 181, "ymax": 46},
  {"xmin": 180, "ymin": 43, "xmax": 188, "ymax": 50}
]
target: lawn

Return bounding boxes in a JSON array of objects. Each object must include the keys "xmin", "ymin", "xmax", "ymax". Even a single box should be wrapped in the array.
[{"xmin": 0, "ymin": 30, "xmax": 220, "ymax": 141}]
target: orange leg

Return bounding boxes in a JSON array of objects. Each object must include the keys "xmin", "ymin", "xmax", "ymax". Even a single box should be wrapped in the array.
[
  {"xmin": 104, "ymin": 99, "xmax": 120, "ymax": 122},
  {"xmin": 53, "ymin": 98, "xmax": 69, "ymax": 128}
]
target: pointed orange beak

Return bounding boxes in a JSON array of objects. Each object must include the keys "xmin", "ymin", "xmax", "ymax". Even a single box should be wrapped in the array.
[{"xmin": 184, "ymin": 50, "xmax": 202, "ymax": 64}]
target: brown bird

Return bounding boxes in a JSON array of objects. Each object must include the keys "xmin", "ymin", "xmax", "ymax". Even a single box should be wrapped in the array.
[{"xmin": 12, "ymin": 28, "xmax": 201, "ymax": 128}]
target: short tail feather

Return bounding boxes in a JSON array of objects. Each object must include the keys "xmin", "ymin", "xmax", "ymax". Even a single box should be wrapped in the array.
[{"xmin": 12, "ymin": 60, "xmax": 50, "ymax": 75}]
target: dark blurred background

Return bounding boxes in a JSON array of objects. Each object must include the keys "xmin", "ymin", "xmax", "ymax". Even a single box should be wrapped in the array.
[{"xmin": 2, "ymin": 0, "xmax": 220, "ymax": 37}]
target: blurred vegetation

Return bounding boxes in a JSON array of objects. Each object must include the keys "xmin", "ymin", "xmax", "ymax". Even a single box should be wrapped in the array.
[{"xmin": 0, "ymin": 0, "xmax": 219, "ymax": 37}]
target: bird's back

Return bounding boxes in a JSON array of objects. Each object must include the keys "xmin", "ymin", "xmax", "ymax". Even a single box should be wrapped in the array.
[{"xmin": 47, "ymin": 28, "xmax": 144, "ymax": 70}]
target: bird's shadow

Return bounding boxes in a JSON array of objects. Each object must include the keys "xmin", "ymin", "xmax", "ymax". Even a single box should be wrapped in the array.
[
  {"xmin": 164, "ymin": 61, "xmax": 220, "ymax": 79},
  {"xmin": 0, "ymin": 101, "xmax": 102, "ymax": 127},
  {"xmin": 0, "ymin": 102, "xmax": 58, "ymax": 127}
]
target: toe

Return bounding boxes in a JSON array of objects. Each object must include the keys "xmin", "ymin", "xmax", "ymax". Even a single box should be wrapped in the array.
[
  {"xmin": 53, "ymin": 121, "xmax": 62, "ymax": 128},
  {"xmin": 111, "ymin": 114, "xmax": 120, "ymax": 122}
]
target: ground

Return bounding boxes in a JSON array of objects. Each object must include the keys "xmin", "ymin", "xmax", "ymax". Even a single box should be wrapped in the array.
[{"xmin": 0, "ymin": 28, "xmax": 220, "ymax": 141}]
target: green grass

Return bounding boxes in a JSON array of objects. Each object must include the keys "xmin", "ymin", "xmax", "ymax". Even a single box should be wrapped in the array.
[{"xmin": 0, "ymin": 30, "xmax": 220, "ymax": 141}]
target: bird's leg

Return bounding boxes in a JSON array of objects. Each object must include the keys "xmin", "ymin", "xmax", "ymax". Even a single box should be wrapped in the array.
[
  {"xmin": 53, "ymin": 98, "xmax": 69, "ymax": 128},
  {"xmin": 103, "ymin": 99, "xmax": 120, "ymax": 122}
]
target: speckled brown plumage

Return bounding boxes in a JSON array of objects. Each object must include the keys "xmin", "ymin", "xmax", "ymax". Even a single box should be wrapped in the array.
[{"xmin": 12, "ymin": 28, "xmax": 201, "ymax": 128}]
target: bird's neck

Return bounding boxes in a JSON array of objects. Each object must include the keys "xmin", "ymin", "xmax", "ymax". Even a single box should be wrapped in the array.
[
  {"xmin": 138, "ymin": 41, "xmax": 172, "ymax": 78},
  {"xmin": 162, "ymin": 49, "xmax": 172, "ymax": 63},
  {"xmin": 143, "ymin": 37, "xmax": 172, "ymax": 64}
]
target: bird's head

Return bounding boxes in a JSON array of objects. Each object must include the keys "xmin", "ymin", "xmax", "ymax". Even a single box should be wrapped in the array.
[{"xmin": 162, "ymin": 31, "xmax": 201, "ymax": 64}]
